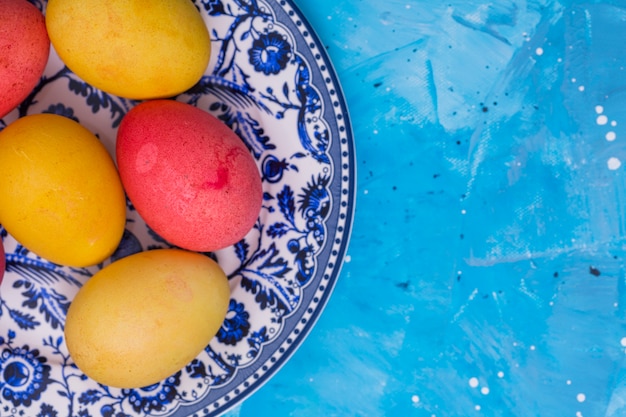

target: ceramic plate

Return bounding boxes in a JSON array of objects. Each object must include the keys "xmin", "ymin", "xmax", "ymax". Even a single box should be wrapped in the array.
[{"xmin": 0, "ymin": 1, "xmax": 355, "ymax": 415}]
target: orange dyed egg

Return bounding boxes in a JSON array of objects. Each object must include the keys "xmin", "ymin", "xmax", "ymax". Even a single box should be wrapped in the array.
[{"xmin": 0, "ymin": 114, "xmax": 127, "ymax": 267}]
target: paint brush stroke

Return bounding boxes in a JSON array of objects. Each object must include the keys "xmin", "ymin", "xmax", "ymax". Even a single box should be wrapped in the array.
[
  {"xmin": 451, "ymin": 2, "xmax": 519, "ymax": 45},
  {"xmin": 461, "ymin": 3, "xmax": 626, "ymax": 265}
]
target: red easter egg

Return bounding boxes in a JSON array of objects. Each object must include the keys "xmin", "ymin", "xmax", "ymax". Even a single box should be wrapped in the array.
[
  {"xmin": 116, "ymin": 100, "xmax": 263, "ymax": 252},
  {"xmin": 0, "ymin": 0, "xmax": 50, "ymax": 118}
]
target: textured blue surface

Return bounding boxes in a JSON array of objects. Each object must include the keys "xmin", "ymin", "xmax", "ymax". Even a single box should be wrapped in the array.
[{"xmin": 230, "ymin": 1, "xmax": 626, "ymax": 416}]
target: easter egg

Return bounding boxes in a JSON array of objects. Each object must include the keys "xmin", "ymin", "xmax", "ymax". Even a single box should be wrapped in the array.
[
  {"xmin": 45, "ymin": 0, "xmax": 211, "ymax": 100},
  {"xmin": 64, "ymin": 248, "xmax": 231, "ymax": 388},
  {"xmin": 0, "ymin": 0, "xmax": 50, "ymax": 118},
  {"xmin": 0, "ymin": 114, "xmax": 126, "ymax": 267},
  {"xmin": 116, "ymin": 100, "xmax": 263, "ymax": 252}
]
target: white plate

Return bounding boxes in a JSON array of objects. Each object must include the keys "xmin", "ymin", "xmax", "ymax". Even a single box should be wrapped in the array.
[{"xmin": 0, "ymin": 1, "xmax": 355, "ymax": 415}]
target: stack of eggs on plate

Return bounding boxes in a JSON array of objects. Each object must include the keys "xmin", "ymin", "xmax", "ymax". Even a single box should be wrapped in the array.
[{"xmin": 0, "ymin": 0, "xmax": 263, "ymax": 389}]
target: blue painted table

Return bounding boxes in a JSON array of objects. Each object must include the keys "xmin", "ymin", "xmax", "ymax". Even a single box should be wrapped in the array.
[{"xmin": 231, "ymin": 1, "xmax": 626, "ymax": 416}]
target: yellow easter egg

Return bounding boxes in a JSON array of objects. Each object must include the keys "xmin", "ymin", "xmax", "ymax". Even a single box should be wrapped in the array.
[
  {"xmin": 0, "ymin": 113, "xmax": 126, "ymax": 267},
  {"xmin": 45, "ymin": 0, "xmax": 211, "ymax": 100},
  {"xmin": 64, "ymin": 249, "xmax": 231, "ymax": 388}
]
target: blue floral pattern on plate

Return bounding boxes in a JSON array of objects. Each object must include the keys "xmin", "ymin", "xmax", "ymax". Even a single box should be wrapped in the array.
[{"xmin": 0, "ymin": 0, "xmax": 354, "ymax": 416}]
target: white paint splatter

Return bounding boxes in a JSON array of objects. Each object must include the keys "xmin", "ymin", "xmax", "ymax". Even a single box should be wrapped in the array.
[
  {"xmin": 497, "ymin": 371, "xmax": 504, "ymax": 378},
  {"xmin": 412, "ymin": 394, "xmax": 420, "ymax": 403},
  {"xmin": 536, "ymin": 47, "xmax": 544, "ymax": 56},
  {"xmin": 606, "ymin": 131, "xmax": 617, "ymax": 141},
  {"xmin": 579, "ymin": 85, "xmax": 585, "ymax": 92},
  {"xmin": 595, "ymin": 105, "xmax": 604, "ymax": 114},
  {"xmin": 567, "ymin": 380, "xmax": 572, "ymax": 385},
  {"xmin": 451, "ymin": 288, "xmax": 478, "ymax": 323},
  {"xmin": 481, "ymin": 387, "xmax": 490, "ymax": 395},
  {"xmin": 608, "ymin": 157, "xmax": 622, "ymax": 170},
  {"xmin": 475, "ymin": 405, "xmax": 481, "ymax": 411},
  {"xmin": 577, "ymin": 393, "xmax": 586, "ymax": 402},
  {"xmin": 344, "ymin": 255, "xmax": 352, "ymax": 263},
  {"xmin": 612, "ymin": 120, "xmax": 618, "ymax": 127},
  {"xmin": 530, "ymin": 345, "xmax": 536, "ymax": 351},
  {"xmin": 469, "ymin": 377, "xmax": 479, "ymax": 388},
  {"xmin": 597, "ymin": 115, "xmax": 609, "ymax": 125}
]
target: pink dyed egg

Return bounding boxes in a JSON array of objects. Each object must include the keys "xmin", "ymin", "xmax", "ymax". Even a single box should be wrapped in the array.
[
  {"xmin": 116, "ymin": 100, "xmax": 263, "ymax": 252},
  {"xmin": 0, "ymin": 0, "xmax": 50, "ymax": 118}
]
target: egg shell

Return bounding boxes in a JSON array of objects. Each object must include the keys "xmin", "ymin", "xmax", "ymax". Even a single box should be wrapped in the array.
[
  {"xmin": 0, "ymin": 114, "xmax": 127, "ymax": 267},
  {"xmin": 64, "ymin": 248, "xmax": 231, "ymax": 388},
  {"xmin": 116, "ymin": 100, "xmax": 263, "ymax": 252},
  {"xmin": 0, "ymin": 0, "xmax": 50, "ymax": 118},
  {"xmin": 45, "ymin": 0, "xmax": 210, "ymax": 100}
]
